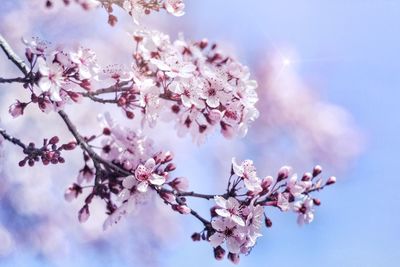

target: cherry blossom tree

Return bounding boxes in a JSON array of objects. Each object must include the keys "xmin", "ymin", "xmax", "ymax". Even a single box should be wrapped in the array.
[{"xmin": 0, "ymin": 1, "xmax": 337, "ymax": 264}]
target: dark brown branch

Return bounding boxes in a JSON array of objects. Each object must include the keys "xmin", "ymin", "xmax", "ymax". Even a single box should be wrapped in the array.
[
  {"xmin": 58, "ymin": 110, "xmax": 131, "ymax": 177},
  {"xmin": 0, "ymin": 129, "xmax": 27, "ymax": 150},
  {"xmin": 0, "ymin": 77, "xmax": 28, "ymax": 84}
]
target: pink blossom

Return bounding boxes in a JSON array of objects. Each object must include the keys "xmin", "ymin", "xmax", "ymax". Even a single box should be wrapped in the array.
[
  {"xmin": 214, "ymin": 196, "xmax": 245, "ymax": 226},
  {"xmin": 134, "ymin": 158, "xmax": 166, "ymax": 193},
  {"xmin": 231, "ymin": 158, "xmax": 262, "ymax": 192},
  {"xmin": 209, "ymin": 217, "xmax": 245, "ymax": 254},
  {"xmin": 8, "ymin": 101, "xmax": 27, "ymax": 118},
  {"xmin": 164, "ymin": 0, "xmax": 185, "ymax": 16},
  {"xmin": 37, "ymin": 57, "xmax": 65, "ymax": 101}
]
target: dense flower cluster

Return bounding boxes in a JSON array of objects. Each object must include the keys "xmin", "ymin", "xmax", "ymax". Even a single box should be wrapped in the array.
[
  {"xmin": 121, "ymin": 30, "xmax": 259, "ymax": 143},
  {"xmin": 10, "ymin": 38, "xmax": 99, "ymax": 114},
  {"xmin": 46, "ymin": 0, "xmax": 185, "ymax": 25},
  {"xmin": 62, "ymin": 113, "xmax": 184, "ymax": 230},
  {"xmin": 17, "ymin": 31, "xmax": 259, "ymax": 144},
  {"xmin": 190, "ymin": 159, "xmax": 335, "ymax": 263}
]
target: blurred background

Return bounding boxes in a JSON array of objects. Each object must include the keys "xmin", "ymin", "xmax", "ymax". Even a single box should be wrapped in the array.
[{"xmin": 0, "ymin": 0, "xmax": 398, "ymax": 266}]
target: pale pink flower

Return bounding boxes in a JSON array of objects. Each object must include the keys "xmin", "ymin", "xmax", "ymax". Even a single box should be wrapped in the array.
[
  {"xmin": 293, "ymin": 198, "xmax": 315, "ymax": 225},
  {"xmin": 70, "ymin": 47, "xmax": 99, "ymax": 79},
  {"xmin": 151, "ymin": 55, "xmax": 196, "ymax": 79},
  {"xmin": 277, "ymin": 192, "xmax": 290, "ymax": 211},
  {"xmin": 164, "ymin": 0, "xmax": 185, "ymax": 17},
  {"xmin": 209, "ymin": 217, "xmax": 244, "ymax": 254},
  {"xmin": 214, "ymin": 196, "xmax": 245, "ymax": 226},
  {"xmin": 37, "ymin": 57, "xmax": 65, "ymax": 101},
  {"xmin": 134, "ymin": 158, "xmax": 166, "ymax": 193},
  {"xmin": 287, "ymin": 174, "xmax": 311, "ymax": 197},
  {"xmin": 8, "ymin": 101, "xmax": 27, "ymax": 118},
  {"xmin": 231, "ymin": 158, "xmax": 262, "ymax": 192}
]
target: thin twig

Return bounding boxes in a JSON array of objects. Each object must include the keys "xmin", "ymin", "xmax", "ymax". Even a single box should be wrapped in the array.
[
  {"xmin": 0, "ymin": 129, "xmax": 27, "ymax": 150},
  {"xmin": 0, "ymin": 34, "xmax": 29, "ymax": 75}
]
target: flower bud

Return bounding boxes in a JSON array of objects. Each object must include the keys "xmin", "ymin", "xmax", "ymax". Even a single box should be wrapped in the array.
[
  {"xmin": 169, "ymin": 177, "xmax": 189, "ymax": 191},
  {"xmin": 78, "ymin": 205, "xmax": 90, "ymax": 223},
  {"xmin": 313, "ymin": 198, "xmax": 321, "ymax": 206},
  {"xmin": 172, "ymin": 204, "xmax": 191, "ymax": 214},
  {"xmin": 277, "ymin": 166, "xmax": 290, "ymax": 182},
  {"xmin": 326, "ymin": 176, "xmax": 336, "ymax": 185},
  {"xmin": 9, "ymin": 101, "xmax": 27, "ymax": 118},
  {"xmin": 313, "ymin": 165, "xmax": 323, "ymax": 177},
  {"xmin": 261, "ymin": 176, "xmax": 274, "ymax": 189},
  {"xmin": 213, "ymin": 246, "xmax": 226, "ymax": 261},
  {"xmin": 49, "ymin": 136, "xmax": 59, "ymax": 145},
  {"xmin": 265, "ymin": 217, "xmax": 272, "ymax": 228},
  {"xmin": 165, "ymin": 163, "xmax": 176, "ymax": 172},
  {"xmin": 191, "ymin": 232, "xmax": 201, "ymax": 242},
  {"xmin": 62, "ymin": 142, "xmax": 77, "ymax": 150},
  {"xmin": 64, "ymin": 183, "xmax": 82, "ymax": 202},
  {"xmin": 227, "ymin": 253, "xmax": 240, "ymax": 264},
  {"xmin": 160, "ymin": 191, "xmax": 176, "ymax": 203},
  {"xmin": 302, "ymin": 172, "xmax": 312, "ymax": 181}
]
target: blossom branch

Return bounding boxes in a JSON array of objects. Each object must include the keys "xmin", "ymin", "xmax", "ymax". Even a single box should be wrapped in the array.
[
  {"xmin": 0, "ymin": 34, "xmax": 29, "ymax": 75},
  {"xmin": 0, "ymin": 128, "xmax": 27, "ymax": 150}
]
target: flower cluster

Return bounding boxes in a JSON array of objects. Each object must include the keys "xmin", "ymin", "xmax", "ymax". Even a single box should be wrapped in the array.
[
  {"xmin": 62, "ymin": 113, "xmax": 181, "ymax": 229},
  {"xmin": 46, "ymin": 0, "xmax": 185, "ymax": 25},
  {"xmin": 16, "ymin": 32, "xmax": 258, "ymax": 144},
  {"xmin": 15, "ymin": 135, "xmax": 76, "ymax": 167},
  {"xmin": 10, "ymin": 38, "xmax": 99, "ymax": 115},
  {"xmin": 98, "ymin": 30, "xmax": 259, "ymax": 143},
  {"xmin": 187, "ymin": 159, "xmax": 336, "ymax": 263}
]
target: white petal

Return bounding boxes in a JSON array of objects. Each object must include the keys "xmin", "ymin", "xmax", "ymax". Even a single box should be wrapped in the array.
[
  {"xmin": 215, "ymin": 208, "xmax": 230, "ymax": 218},
  {"xmin": 37, "ymin": 57, "xmax": 49, "ymax": 75},
  {"xmin": 232, "ymin": 215, "xmax": 245, "ymax": 227},
  {"xmin": 209, "ymin": 233, "xmax": 225, "ymax": 248},
  {"xmin": 137, "ymin": 181, "xmax": 148, "ymax": 193},
  {"xmin": 122, "ymin": 175, "xmax": 136, "ymax": 189},
  {"xmin": 214, "ymin": 196, "xmax": 227, "ymax": 209},
  {"xmin": 149, "ymin": 174, "xmax": 165, "ymax": 186},
  {"xmin": 38, "ymin": 77, "xmax": 51, "ymax": 92},
  {"xmin": 226, "ymin": 237, "xmax": 242, "ymax": 254},
  {"xmin": 206, "ymin": 96, "xmax": 220, "ymax": 108},
  {"xmin": 144, "ymin": 158, "xmax": 156, "ymax": 170},
  {"xmin": 211, "ymin": 218, "xmax": 226, "ymax": 232},
  {"xmin": 231, "ymin": 158, "xmax": 243, "ymax": 176}
]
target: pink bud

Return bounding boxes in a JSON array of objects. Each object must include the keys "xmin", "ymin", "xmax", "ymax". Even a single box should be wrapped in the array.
[
  {"xmin": 261, "ymin": 176, "xmax": 274, "ymax": 189},
  {"xmin": 313, "ymin": 198, "xmax": 321, "ymax": 206},
  {"xmin": 220, "ymin": 122, "xmax": 234, "ymax": 139},
  {"xmin": 302, "ymin": 172, "xmax": 312, "ymax": 181},
  {"xmin": 265, "ymin": 217, "xmax": 272, "ymax": 228},
  {"xmin": 199, "ymin": 39, "xmax": 208, "ymax": 49},
  {"xmin": 9, "ymin": 101, "xmax": 27, "ymax": 118},
  {"xmin": 160, "ymin": 191, "xmax": 176, "ymax": 203},
  {"xmin": 165, "ymin": 163, "xmax": 176, "ymax": 172},
  {"xmin": 213, "ymin": 246, "xmax": 226, "ymax": 261},
  {"xmin": 49, "ymin": 136, "xmax": 59, "ymax": 145},
  {"xmin": 313, "ymin": 165, "xmax": 323, "ymax": 177},
  {"xmin": 62, "ymin": 141, "xmax": 77, "ymax": 150},
  {"xmin": 191, "ymin": 232, "xmax": 201, "ymax": 242},
  {"xmin": 64, "ymin": 183, "xmax": 82, "ymax": 202},
  {"xmin": 227, "ymin": 253, "xmax": 240, "ymax": 264},
  {"xmin": 326, "ymin": 176, "xmax": 336, "ymax": 185},
  {"xmin": 172, "ymin": 204, "xmax": 191, "ymax": 214},
  {"xmin": 277, "ymin": 166, "xmax": 290, "ymax": 181},
  {"xmin": 123, "ymin": 160, "xmax": 133, "ymax": 170},
  {"xmin": 169, "ymin": 177, "xmax": 189, "ymax": 191},
  {"xmin": 78, "ymin": 205, "xmax": 90, "ymax": 223},
  {"xmin": 162, "ymin": 151, "xmax": 174, "ymax": 163}
]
